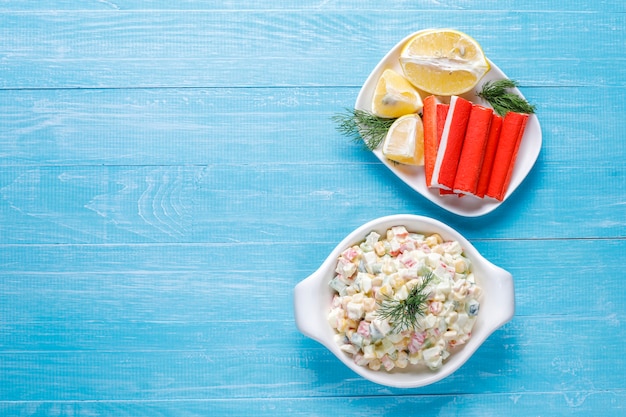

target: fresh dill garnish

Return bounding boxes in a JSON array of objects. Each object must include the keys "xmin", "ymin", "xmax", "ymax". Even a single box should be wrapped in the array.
[
  {"xmin": 332, "ymin": 108, "xmax": 396, "ymax": 150},
  {"xmin": 477, "ymin": 79, "xmax": 536, "ymax": 116},
  {"xmin": 376, "ymin": 271, "xmax": 435, "ymax": 334}
]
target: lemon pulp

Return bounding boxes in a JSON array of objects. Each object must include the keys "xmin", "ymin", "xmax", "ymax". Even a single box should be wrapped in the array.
[
  {"xmin": 382, "ymin": 114, "xmax": 424, "ymax": 165},
  {"xmin": 371, "ymin": 69, "xmax": 423, "ymax": 118},
  {"xmin": 399, "ymin": 29, "xmax": 490, "ymax": 96}
]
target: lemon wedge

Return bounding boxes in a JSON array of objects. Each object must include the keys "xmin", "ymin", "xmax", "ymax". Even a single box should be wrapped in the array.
[
  {"xmin": 382, "ymin": 114, "xmax": 424, "ymax": 165},
  {"xmin": 399, "ymin": 29, "xmax": 490, "ymax": 96},
  {"xmin": 371, "ymin": 69, "xmax": 424, "ymax": 118}
]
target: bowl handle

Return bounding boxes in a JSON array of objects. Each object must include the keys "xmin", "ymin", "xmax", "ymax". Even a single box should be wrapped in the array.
[
  {"xmin": 491, "ymin": 266, "xmax": 515, "ymax": 328},
  {"xmin": 294, "ymin": 270, "xmax": 325, "ymax": 342}
]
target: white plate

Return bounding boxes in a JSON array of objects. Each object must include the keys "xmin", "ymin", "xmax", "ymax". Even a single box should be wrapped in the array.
[{"xmin": 355, "ymin": 30, "xmax": 542, "ymax": 217}]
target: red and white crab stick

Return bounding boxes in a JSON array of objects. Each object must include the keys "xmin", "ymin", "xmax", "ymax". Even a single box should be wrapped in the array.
[
  {"xmin": 423, "ymin": 95, "xmax": 449, "ymax": 187},
  {"xmin": 475, "ymin": 113, "xmax": 503, "ymax": 198},
  {"xmin": 453, "ymin": 104, "xmax": 494, "ymax": 195},
  {"xmin": 485, "ymin": 111, "xmax": 529, "ymax": 201},
  {"xmin": 430, "ymin": 96, "xmax": 473, "ymax": 191}
]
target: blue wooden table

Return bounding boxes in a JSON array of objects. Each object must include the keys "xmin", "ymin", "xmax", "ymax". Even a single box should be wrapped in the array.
[{"xmin": 1, "ymin": 2, "xmax": 625, "ymax": 416}]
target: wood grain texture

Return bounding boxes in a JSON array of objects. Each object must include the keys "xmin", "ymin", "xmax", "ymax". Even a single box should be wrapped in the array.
[
  {"xmin": 1, "ymin": 1, "xmax": 625, "ymax": 416},
  {"xmin": 1, "ymin": 1, "xmax": 625, "ymax": 11},
  {"xmin": 1, "ymin": 160, "xmax": 624, "ymax": 243},
  {"xmin": 1, "ymin": 241, "xmax": 625, "ymax": 405},
  {"xmin": 1, "ymin": 392, "xmax": 625, "ymax": 417},
  {"xmin": 1, "ymin": 11, "xmax": 624, "ymax": 88},
  {"xmin": 2, "ymin": 87, "xmax": 625, "ymax": 166}
]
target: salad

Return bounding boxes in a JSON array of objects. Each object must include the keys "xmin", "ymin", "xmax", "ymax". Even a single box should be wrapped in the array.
[{"xmin": 327, "ymin": 225, "xmax": 482, "ymax": 372}]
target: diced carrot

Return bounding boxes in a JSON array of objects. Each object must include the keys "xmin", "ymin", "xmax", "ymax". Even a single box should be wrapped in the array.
[
  {"xmin": 431, "ymin": 96, "xmax": 473, "ymax": 190},
  {"xmin": 423, "ymin": 97, "xmax": 450, "ymax": 187},
  {"xmin": 453, "ymin": 105, "xmax": 493, "ymax": 195},
  {"xmin": 475, "ymin": 113, "xmax": 503, "ymax": 198},
  {"xmin": 486, "ymin": 112, "xmax": 529, "ymax": 201}
]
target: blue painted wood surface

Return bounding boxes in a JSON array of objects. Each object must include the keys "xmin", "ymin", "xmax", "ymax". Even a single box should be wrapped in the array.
[{"xmin": 1, "ymin": 1, "xmax": 625, "ymax": 416}]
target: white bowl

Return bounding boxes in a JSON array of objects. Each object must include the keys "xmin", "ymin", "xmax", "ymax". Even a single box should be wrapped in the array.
[{"xmin": 294, "ymin": 214, "xmax": 514, "ymax": 388}]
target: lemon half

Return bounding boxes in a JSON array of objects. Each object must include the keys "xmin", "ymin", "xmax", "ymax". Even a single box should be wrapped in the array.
[{"xmin": 399, "ymin": 29, "xmax": 490, "ymax": 96}]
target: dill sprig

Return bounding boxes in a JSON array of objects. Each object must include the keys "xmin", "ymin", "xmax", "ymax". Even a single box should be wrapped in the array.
[
  {"xmin": 332, "ymin": 108, "xmax": 396, "ymax": 150},
  {"xmin": 376, "ymin": 271, "xmax": 435, "ymax": 334},
  {"xmin": 477, "ymin": 79, "xmax": 536, "ymax": 116}
]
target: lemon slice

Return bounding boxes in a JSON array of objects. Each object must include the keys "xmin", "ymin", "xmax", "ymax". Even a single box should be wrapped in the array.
[
  {"xmin": 371, "ymin": 69, "xmax": 424, "ymax": 118},
  {"xmin": 399, "ymin": 29, "xmax": 490, "ymax": 96},
  {"xmin": 382, "ymin": 114, "xmax": 424, "ymax": 165}
]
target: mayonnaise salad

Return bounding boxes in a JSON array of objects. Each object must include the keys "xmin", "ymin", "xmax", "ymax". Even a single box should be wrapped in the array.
[{"xmin": 327, "ymin": 225, "xmax": 482, "ymax": 372}]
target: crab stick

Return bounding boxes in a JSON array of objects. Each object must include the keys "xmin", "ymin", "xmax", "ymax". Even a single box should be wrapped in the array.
[
  {"xmin": 475, "ymin": 114, "xmax": 503, "ymax": 198},
  {"xmin": 431, "ymin": 96, "xmax": 473, "ymax": 190},
  {"xmin": 486, "ymin": 111, "xmax": 529, "ymax": 201},
  {"xmin": 439, "ymin": 188, "xmax": 464, "ymax": 197},
  {"xmin": 423, "ymin": 96, "xmax": 450, "ymax": 187},
  {"xmin": 453, "ymin": 105, "xmax": 494, "ymax": 195}
]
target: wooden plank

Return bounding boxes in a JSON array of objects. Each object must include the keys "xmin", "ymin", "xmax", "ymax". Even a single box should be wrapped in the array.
[
  {"xmin": 0, "ymin": 57, "xmax": 621, "ymax": 89},
  {"xmin": 1, "ymin": 390, "xmax": 625, "ymax": 417},
  {"xmin": 1, "ymin": 86, "xmax": 623, "ymax": 167},
  {"xmin": 0, "ymin": 240, "xmax": 624, "ymax": 320},
  {"xmin": 1, "ymin": 0, "xmax": 624, "ymax": 11},
  {"xmin": 1, "ymin": 159, "xmax": 625, "ymax": 243},
  {"xmin": 0, "ymin": 11, "xmax": 624, "ymax": 89},
  {"xmin": 0, "ymin": 317, "xmax": 624, "ymax": 398}
]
